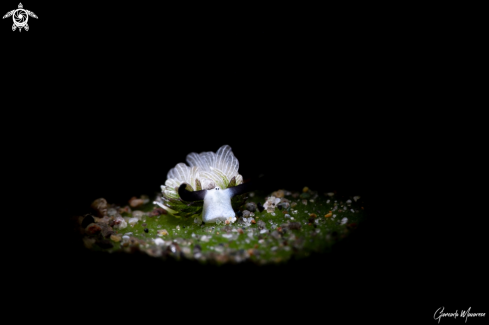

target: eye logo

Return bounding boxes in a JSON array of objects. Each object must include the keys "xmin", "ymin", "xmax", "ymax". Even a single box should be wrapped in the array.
[{"xmin": 3, "ymin": 3, "xmax": 38, "ymax": 32}]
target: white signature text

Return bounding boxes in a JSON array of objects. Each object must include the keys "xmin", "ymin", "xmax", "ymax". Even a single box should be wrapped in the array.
[{"xmin": 434, "ymin": 307, "xmax": 485, "ymax": 323}]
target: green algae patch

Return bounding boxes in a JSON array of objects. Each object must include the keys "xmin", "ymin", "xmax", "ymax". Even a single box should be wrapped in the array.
[{"xmin": 72, "ymin": 188, "xmax": 365, "ymax": 266}]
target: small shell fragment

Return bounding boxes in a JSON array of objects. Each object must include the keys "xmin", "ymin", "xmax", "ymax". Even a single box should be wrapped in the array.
[
  {"xmin": 157, "ymin": 229, "xmax": 169, "ymax": 236},
  {"xmin": 110, "ymin": 234, "xmax": 122, "ymax": 242}
]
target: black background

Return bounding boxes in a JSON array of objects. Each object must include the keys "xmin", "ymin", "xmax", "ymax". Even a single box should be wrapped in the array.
[{"xmin": 3, "ymin": 2, "xmax": 486, "ymax": 322}]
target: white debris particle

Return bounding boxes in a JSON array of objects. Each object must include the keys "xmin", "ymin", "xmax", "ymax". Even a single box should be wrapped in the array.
[
  {"xmin": 327, "ymin": 192, "xmax": 334, "ymax": 197},
  {"xmin": 260, "ymin": 229, "xmax": 268, "ymax": 234},
  {"xmin": 271, "ymin": 212, "xmax": 276, "ymax": 216},
  {"xmin": 241, "ymin": 217, "xmax": 252, "ymax": 227},
  {"xmin": 128, "ymin": 218, "xmax": 138, "ymax": 227},
  {"xmin": 200, "ymin": 235, "xmax": 210, "ymax": 242},
  {"xmin": 133, "ymin": 210, "xmax": 144, "ymax": 220},
  {"xmin": 351, "ymin": 209, "xmax": 355, "ymax": 213},
  {"xmin": 115, "ymin": 217, "xmax": 127, "ymax": 230},
  {"xmin": 333, "ymin": 214, "xmax": 337, "ymax": 218},
  {"xmin": 264, "ymin": 196, "xmax": 281, "ymax": 213},
  {"xmin": 154, "ymin": 238, "xmax": 164, "ymax": 246},
  {"xmin": 222, "ymin": 233, "xmax": 233, "ymax": 238},
  {"xmin": 310, "ymin": 199, "xmax": 314, "ymax": 203},
  {"xmin": 326, "ymin": 200, "xmax": 330, "ymax": 204},
  {"xmin": 353, "ymin": 196, "xmax": 360, "ymax": 202},
  {"xmin": 340, "ymin": 217, "xmax": 348, "ymax": 225},
  {"xmin": 215, "ymin": 245, "xmax": 224, "ymax": 253},
  {"xmin": 292, "ymin": 210, "xmax": 298, "ymax": 214},
  {"xmin": 346, "ymin": 199, "xmax": 352, "ymax": 204}
]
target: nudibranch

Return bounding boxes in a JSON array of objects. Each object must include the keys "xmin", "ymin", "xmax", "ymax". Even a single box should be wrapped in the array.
[{"xmin": 154, "ymin": 145, "xmax": 257, "ymax": 223}]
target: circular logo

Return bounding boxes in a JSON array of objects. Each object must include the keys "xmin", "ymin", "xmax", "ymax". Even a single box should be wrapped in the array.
[{"xmin": 13, "ymin": 9, "xmax": 28, "ymax": 27}]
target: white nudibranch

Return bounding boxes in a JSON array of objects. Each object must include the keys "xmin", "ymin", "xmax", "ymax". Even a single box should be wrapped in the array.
[{"xmin": 154, "ymin": 145, "xmax": 257, "ymax": 224}]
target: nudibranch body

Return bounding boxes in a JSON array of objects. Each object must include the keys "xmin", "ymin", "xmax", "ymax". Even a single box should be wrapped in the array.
[
  {"xmin": 200, "ymin": 186, "xmax": 236, "ymax": 223},
  {"xmin": 154, "ymin": 145, "xmax": 255, "ymax": 223}
]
